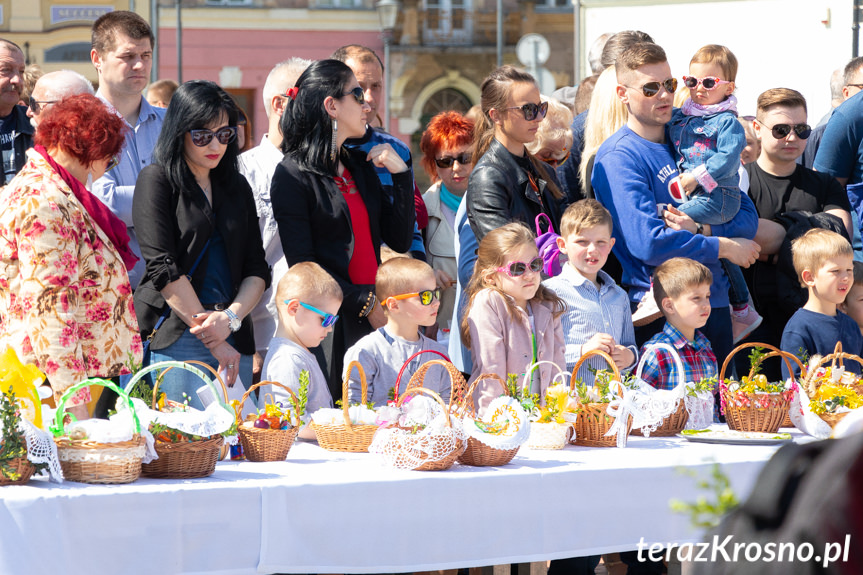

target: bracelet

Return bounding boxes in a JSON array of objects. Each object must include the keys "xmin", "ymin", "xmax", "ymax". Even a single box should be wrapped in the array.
[{"xmin": 359, "ymin": 291, "xmax": 376, "ymax": 318}]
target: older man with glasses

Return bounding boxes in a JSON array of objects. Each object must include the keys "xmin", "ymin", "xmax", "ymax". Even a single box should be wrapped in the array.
[
  {"xmin": 26, "ymin": 70, "xmax": 94, "ymax": 128},
  {"xmin": 0, "ymin": 39, "xmax": 31, "ymax": 184}
]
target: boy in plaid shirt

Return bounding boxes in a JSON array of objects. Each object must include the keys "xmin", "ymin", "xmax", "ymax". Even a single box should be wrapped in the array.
[{"xmin": 639, "ymin": 258, "xmax": 717, "ymax": 390}]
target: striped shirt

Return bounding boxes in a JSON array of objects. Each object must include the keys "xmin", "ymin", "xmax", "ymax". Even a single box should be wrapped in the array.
[{"xmin": 544, "ymin": 264, "xmax": 637, "ymax": 384}]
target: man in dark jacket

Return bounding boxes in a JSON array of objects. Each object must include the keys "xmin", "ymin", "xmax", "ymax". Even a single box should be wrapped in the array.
[{"xmin": 0, "ymin": 39, "xmax": 32, "ymax": 184}]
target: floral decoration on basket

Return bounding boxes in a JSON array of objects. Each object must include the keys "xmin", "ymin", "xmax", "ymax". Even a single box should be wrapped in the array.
[
  {"xmin": 311, "ymin": 361, "xmax": 379, "ymax": 452},
  {"xmin": 792, "ymin": 342, "xmax": 863, "ymax": 438},
  {"xmin": 456, "ymin": 373, "xmax": 529, "ymax": 465},
  {"xmin": 51, "ymin": 378, "xmax": 147, "ymax": 484},
  {"xmin": 569, "ymin": 350, "xmax": 633, "ymax": 447},
  {"xmin": 525, "ymin": 380, "xmax": 578, "ymax": 450},
  {"xmin": 123, "ymin": 361, "xmax": 236, "ymax": 479},
  {"xmin": 0, "ymin": 387, "xmax": 36, "ymax": 485},
  {"xmin": 235, "ymin": 378, "xmax": 303, "ymax": 462},
  {"xmin": 719, "ymin": 343, "xmax": 800, "ymax": 434},
  {"xmin": 369, "ymin": 387, "xmax": 467, "ymax": 471}
]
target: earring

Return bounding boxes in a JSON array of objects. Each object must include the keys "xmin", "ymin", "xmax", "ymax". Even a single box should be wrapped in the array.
[{"xmin": 330, "ymin": 119, "xmax": 338, "ymax": 163}]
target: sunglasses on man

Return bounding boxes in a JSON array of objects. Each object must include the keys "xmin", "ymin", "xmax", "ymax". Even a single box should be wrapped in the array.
[
  {"xmin": 624, "ymin": 78, "xmax": 678, "ymax": 98},
  {"xmin": 757, "ymin": 120, "xmax": 812, "ymax": 140}
]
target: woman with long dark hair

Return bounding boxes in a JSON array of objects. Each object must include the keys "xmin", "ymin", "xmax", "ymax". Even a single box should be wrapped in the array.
[
  {"xmin": 271, "ymin": 59, "xmax": 414, "ymax": 400},
  {"xmin": 133, "ymin": 80, "xmax": 269, "ymax": 408}
]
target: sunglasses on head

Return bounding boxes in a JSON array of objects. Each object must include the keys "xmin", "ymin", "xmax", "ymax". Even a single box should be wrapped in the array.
[
  {"xmin": 343, "ymin": 86, "xmax": 365, "ymax": 105},
  {"xmin": 682, "ymin": 76, "xmax": 730, "ymax": 91},
  {"xmin": 28, "ymin": 96, "xmax": 57, "ymax": 115},
  {"xmin": 389, "ymin": 288, "xmax": 442, "ymax": 306},
  {"xmin": 189, "ymin": 126, "xmax": 237, "ymax": 147},
  {"xmin": 503, "ymin": 101, "xmax": 549, "ymax": 121},
  {"xmin": 434, "ymin": 152, "xmax": 472, "ymax": 169},
  {"xmin": 497, "ymin": 256, "xmax": 543, "ymax": 278},
  {"xmin": 294, "ymin": 301, "xmax": 339, "ymax": 328},
  {"xmin": 758, "ymin": 121, "xmax": 812, "ymax": 140},
  {"xmin": 626, "ymin": 78, "xmax": 678, "ymax": 98}
]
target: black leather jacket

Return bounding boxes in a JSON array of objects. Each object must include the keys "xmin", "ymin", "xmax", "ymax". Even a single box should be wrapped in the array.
[{"xmin": 466, "ymin": 138, "xmax": 565, "ymax": 242}]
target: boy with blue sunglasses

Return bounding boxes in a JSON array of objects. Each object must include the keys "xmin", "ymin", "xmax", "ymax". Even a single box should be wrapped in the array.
[
  {"xmin": 345, "ymin": 257, "xmax": 451, "ymax": 407},
  {"xmin": 262, "ymin": 262, "xmax": 342, "ymax": 439}
]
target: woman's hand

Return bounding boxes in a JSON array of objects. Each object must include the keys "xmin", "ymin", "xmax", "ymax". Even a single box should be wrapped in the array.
[
  {"xmin": 367, "ymin": 143, "xmax": 408, "ymax": 174},
  {"xmin": 433, "ymin": 268, "xmax": 455, "ymax": 290},
  {"xmin": 210, "ymin": 341, "xmax": 241, "ymax": 387},
  {"xmin": 367, "ymin": 302, "xmax": 387, "ymax": 329},
  {"xmin": 189, "ymin": 311, "xmax": 232, "ymax": 348}
]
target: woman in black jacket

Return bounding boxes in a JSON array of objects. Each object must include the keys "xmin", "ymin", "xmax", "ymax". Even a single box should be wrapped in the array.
[
  {"xmin": 133, "ymin": 80, "xmax": 269, "ymax": 408},
  {"xmin": 271, "ymin": 59, "xmax": 414, "ymax": 400},
  {"xmin": 466, "ymin": 66, "xmax": 567, "ymax": 242}
]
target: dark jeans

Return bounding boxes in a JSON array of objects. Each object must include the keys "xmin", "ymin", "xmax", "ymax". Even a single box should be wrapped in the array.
[
  {"xmin": 619, "ymin": 549, "xmax": 666, "ymax": 575},
  {"xmin": 547, "ymin": 555, "xmax": 601, "ymax": 575}
]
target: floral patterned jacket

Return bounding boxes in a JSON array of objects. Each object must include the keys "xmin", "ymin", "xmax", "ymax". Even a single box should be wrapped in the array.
[{"xmin": 0, "ymin": 150, "xmax": 142, "ymax": 405}]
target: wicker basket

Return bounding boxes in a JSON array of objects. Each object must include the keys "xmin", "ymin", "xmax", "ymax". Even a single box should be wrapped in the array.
[
  {"xmin": 0, "ymin": 456, "xmax": 35, "ymax": 486},
  {"xmin": 526, "ymin": 422, "xmax": 570, "ymax": 449},
  {"xmin": 391, "ymin": 387, "xmax": 466, "ymax": 471},
  {"xmin": 800, "ymin": 342, "xmax": 863, "ymax": 429},
  {"xmin": 396, "ymin": 350, "xmax": 465, "ymax": 407},
  {"xmin": 631, "ymin": 342, "xmax": 689, "ymax": 437},
  {"xmin": 720, "ymin": 343, "xmax": 800, "ymax": 434},
  {"xmin": 312, "ymin": 361, "xmax": 379, "ymax": 452},
  {"xmin": 457, "ymin": 374, "xmax": 520, "ymax": 466},
  {"xmin": 51, "ymin": 378, "xmax": 145, "ymax": 484},
  {"xmin": 569, "ymin": 350, "xmax": 632, "ymax": 447},
  {"xmin": 236, "ymin": 381, "xmax": 300, "ymax": 462},
  {"xmin": 125, "ymin": 361, "xmax": 231, "ymax": 479}
]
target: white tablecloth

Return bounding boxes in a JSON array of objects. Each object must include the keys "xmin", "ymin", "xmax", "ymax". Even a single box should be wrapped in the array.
[{"xmin": 0, "ymin": 431, "xmax": 802, "ymax": 575}]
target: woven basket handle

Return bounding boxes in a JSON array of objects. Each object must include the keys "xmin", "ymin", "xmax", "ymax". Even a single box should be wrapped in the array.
[
  {"xmin": 342, "ymin": 360, "xmax": 368, "ymax": 431},
  {"xmin": 396, "ymin": 386, "xmax": 452, "ymax": 429},
  {"xmin": 806, "ymin": 342, "xmax": 863, "ymax": 397},
  {"xmin": 635, "ymin": 342, "xmax": 686, "ymax": 388},
  {"xmin": 238, "ymin": 380, "xmax": 301, "ymax": 427},
  {"xmin": 393, "ymin": 349, "xmax": 450, "ymax": 398},
  {"xmin": 124, "ymin": 360, "xmax": 231, "ymax": 415},
  {"xmin": 718, "ymin": 342, "xmax": 796, "ymax": 386},
  {"xmin": 405, "ymin": 358, "xmax": 466, "ymax": 406},
  {"xmin": 569, "ymin": 349, "xmax": 623, "ymax": 398},
  {"xmin": 51, "ymin": 378, "xmax": 141, "ymax": 437},
  {"xmin": 458, "ymin": 373, "xmax": 507, "ymax": 418},
  {"xmin": 156, "ymin": 360, "xmax": 230, "ymax": 408}
]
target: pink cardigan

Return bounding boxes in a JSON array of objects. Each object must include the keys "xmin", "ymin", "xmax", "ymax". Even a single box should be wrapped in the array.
[{"xmin": 466, "ymin": 288, "xmax": 565, "ymax": 413}]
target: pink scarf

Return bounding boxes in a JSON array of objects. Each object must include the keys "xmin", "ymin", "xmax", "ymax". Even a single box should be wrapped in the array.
[
  {"xmin": 681, "ymin": 94, "xmax": 738, "ymax": 117},
  {"xmin": 34, "ymin": 145, "xmax": 139, "ymax": 271}
]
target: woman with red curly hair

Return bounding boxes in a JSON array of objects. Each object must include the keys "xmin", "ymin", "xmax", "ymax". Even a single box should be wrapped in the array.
[
  {"xmin": 419, "ymin": 110, "xmax": 474, "ymax": 337},
  {"xmin": 0, "ymin": 94, "xmax": 142, "ymax": 419}
]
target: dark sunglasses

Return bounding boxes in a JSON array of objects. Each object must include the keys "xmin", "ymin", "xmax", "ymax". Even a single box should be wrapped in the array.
[
  {"xmin": 435, "ymin": 153, "xmax": 472, "ymax": 169},
  {"xmin": 295, "ymin": 301, "xmax": 339, "ymax": 328},
  {"xmin": 28, "ymin": 96, "xmax": 57, "ymax": 115},
  {"xmin": 189, "ymin": 126, "xmax": 237, "ymax": 147},
  {"xmin": 497, "ymin": 256, "xmax": 543, "ymax": 278},
  {"xmin": 682, "ymin": 76, "xmax": 730, "ymax": 91},
  {"xmin": 503, "ymin": 101, "xmax": 549, "ymax": 121},
  {"xmin": 626, "ymin": 78, "xmax": 678, "ymax": 98},
  {"xmin": 389, "ymin": 288, "xmax": 442, "ymax": 306},
  {"xmin": 106, "ymin": 155, "xmax": 120, "ymax": 172},
  {"xmin": 343, "ymin": 86, "xmax": 365, "ymax": 105},
  {"xmin": 758, "ymin": 120, "xmax": 812, "ymax": 140}
]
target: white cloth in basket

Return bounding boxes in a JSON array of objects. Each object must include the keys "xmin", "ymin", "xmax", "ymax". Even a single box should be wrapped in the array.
[
  {"xmin": 311, "ymin": 405, "xmax": 378, "ymax": 426},
  {"xmin": 683, "ymin": 391, "xmax": 715, "ymax": 430},
  {"xmin": 463, "ymin": 396, "xmax": 530, "ymax": 450},
  {"xmin": 789, "ymin": 383, "xmax": 833, "ymax": 440},
  {"xmin": 19, "ymin": 419, "xmax": 63, "ymax": 483}
]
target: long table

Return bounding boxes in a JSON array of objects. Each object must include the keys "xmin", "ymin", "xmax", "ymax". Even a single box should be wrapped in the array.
[{"xmin": 0, "ymin": 430, "xmax": 801, "ymax": 575}]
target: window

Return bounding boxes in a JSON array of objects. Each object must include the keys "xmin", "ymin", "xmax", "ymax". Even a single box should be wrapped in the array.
[
  {"xmin": 44, "ymin": 42, "xmax": 92, "ymax": 63},
  {"xmin": 538, "ymin": 0, "xmax": 570, "ymax": 9},
  {"xmin": 312, "ymin": 0, "xmax": 370, "ymax": 8},
  {"xmin": 204, "ymin": 0, "xmax": 254, "ymax": 6},
  {"xmin": 423, "ymin": 0, "xmax": 472, "ymax": 46}
]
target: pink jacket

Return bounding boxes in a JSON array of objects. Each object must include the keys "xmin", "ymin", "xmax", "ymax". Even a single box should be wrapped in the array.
[{"xmin": 466, "ymin": 288, "xmax": 565, "ymax": 413}]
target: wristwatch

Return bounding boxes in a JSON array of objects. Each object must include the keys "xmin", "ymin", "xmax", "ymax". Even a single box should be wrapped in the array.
[
  {"xmin": 695, "ymin": 222, "xmax": 704, "ymax": 235},
  {"xmin": 222, "ymin": 308, "xmax": 242, "ymax": 332}
]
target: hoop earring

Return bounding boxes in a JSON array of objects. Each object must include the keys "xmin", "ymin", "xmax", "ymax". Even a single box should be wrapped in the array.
[{"xmin": 330, "ymin": 119, "xmax": 338, "ymax": 162}]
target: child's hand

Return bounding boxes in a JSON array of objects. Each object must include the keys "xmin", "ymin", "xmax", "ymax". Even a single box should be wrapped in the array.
[
  {"xmin": 582, "ymin": 333, "xmax": 616, "ymax": 356},
  {"xmin": 610, "ymin": 345, "xmax": 635, "ymax": 370},
  {"xmin": 680, "ymin": 173, "xmax": 698, "ymax": 194}
]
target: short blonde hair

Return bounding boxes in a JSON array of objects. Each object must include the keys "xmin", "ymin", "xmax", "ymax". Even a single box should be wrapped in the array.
[
  {"xmin": 276, "ymin": 262, "xmax": 343, "ymax": 306},
  {"xmin": 791, "ymin": 229, "xmax": 853, "ymax": 282},
  {"xmin": 560, "ymin": 199, "xmax": 612, "ymax": 238},
  {"xmin": 690, "ymin": 44, "xmax": 738, "ymax": 82},
  {"xmin": 526, "ymin": 96, "xmax": 573, "ymax": 157},
  {"xmin": 653, "ymin": 258, "xmax": 713, "ymax": 308},
  {"xmin": 376, "ymin": 257, "xmax": 435, "ymax": 305},
  {"xmin": 854, "ymin": 261, "xmax": 863, "ymax": 287},
  {"xmin": 579, "ymin": 66, "xmax": 628, "ymax": 195}
]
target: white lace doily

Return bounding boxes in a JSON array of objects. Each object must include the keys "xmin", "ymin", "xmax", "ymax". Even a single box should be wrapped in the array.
[
  {"xmin": 369, "ymin": 413, "xmax": 466, "ymax": 470},
  {"xmin": 463, "ymin": 396, "xmax": 530, "ymax": 450},
  {"xmin": 18, "ymin": 419, "xmax": 63, "ymax": 483},
  {"xmin": 684, "ymin": 391, "xmax": 715, "ymax": 430}
]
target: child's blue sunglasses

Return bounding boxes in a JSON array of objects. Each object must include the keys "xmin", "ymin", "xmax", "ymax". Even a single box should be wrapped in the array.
[{"xmin": 290, "ymin": 301, "xmax": 339, "ymax": 328}]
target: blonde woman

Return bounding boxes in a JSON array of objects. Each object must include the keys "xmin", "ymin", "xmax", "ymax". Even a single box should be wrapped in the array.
[
  {"xmin": 578, "ymin": 65, "xmax": 628, "ymax": 198},
  {"xmin": 526, "ymin": 96, "xmax": 573, "ymax": 170}
]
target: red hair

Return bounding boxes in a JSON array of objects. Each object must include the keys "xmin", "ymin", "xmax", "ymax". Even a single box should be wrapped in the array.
[
  {"xmin": 35, "ymin": 94, "xmax": 128, "ymax": 166},
  {"xmin": 419, "ymin": 111, "xmax": 474, "ymax": 180}
]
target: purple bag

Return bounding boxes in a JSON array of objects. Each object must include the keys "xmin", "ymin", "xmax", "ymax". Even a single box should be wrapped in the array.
[{"xmin": 535, "ymin": 213, "xmax": 562, "ymax": 277}]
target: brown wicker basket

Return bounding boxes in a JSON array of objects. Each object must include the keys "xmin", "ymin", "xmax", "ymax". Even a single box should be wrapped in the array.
[
  {"xmin": 0, "ymin": 455, "xmax": 35, "ymax": 486},
  {"xmin": 393, "ymin": 387, "xmax": 465, "ymax": 471},
  {"xmin": 312, "ymin": 361, "xmax": 379, "ymax": 452},
  {"xmin": 720, "ymin": 342, "xmax": 800, "ymax": 434},
  {"xmin": 404, "ymin": 357, "xmax": 467, "ymax": 408},
  {"xmin": 236, "ymin": 381, "xmax": 300, "ymax": 462},
  {"xmin": 569, "ymin": 350, "xmax": 632, "ymax": 447},
  {"xmin": 456, "ymin": 373, "xmax": 520, "ymax": 467},
  {"xmin": 800, "ymin": 342, "xmax": 863, "ymax": 429},
  {"xmin": 631, "ymin": 401, "xmax": 689, "ymax": 437}
]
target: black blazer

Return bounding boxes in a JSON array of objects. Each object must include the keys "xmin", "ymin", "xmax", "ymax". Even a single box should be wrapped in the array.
[
  {"xmin": 132, "ymin": 164, "xmax": 270, "ymax": 354},
  {"xmin": 466, "ymin": 138, "xmax": 565, "ymax": 242},
  {"xmin": 271, "ymin": 147, "xmax": 415, "ymax": 320}
]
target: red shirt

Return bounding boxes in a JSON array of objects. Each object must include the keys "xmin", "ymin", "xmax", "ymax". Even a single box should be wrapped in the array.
[{"xmin": 335, "ymin": 169, "xmax": 377, "ymax": 285}]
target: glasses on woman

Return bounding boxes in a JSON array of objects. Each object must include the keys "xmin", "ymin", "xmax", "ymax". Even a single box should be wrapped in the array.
[
  {"xmin": 682, "ymin": 76, "xmax": 730, "ymax": 91},
  {"xmin": 624, "ymin": 78, "xmax": 678, "ymax": 98},
  {"xmin": 292, "ymin": 301, "xmax": 339, "ymax": 328},
  {"xmin": 388, "ymin": 288, "xmax": 442, "ymax": 306},
  {"xmin": 757, "ymin": 120, "xmax": 812, "ymax": 140},
  {"xmin": 189, "ymin": 126, "xmax": 238, "ymax": 147},
  {"xmin": 434, "ymin": 153, "xmax": 472, "ymax": 169},
  {"xmin": 503, "ymin": 101, "xmax": 549, "ymax": 121},
  {"xmin": 342, "ymin": 86, "xmax": 365, "ymax": 105},
  {"xmin": 497, "ymin": 256, "xmax": 543, "ymax": 277}
]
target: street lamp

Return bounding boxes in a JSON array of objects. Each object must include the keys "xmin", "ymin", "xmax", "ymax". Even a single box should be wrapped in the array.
[{"xmin": 375, "ymin": 0, "xmax": 399, "ymax": 132}]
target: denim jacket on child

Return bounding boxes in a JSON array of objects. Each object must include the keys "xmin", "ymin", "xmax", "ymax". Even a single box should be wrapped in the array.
[{"xmin": 669, "ymin": 95, "xmax": 746, "ymax": 193}]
